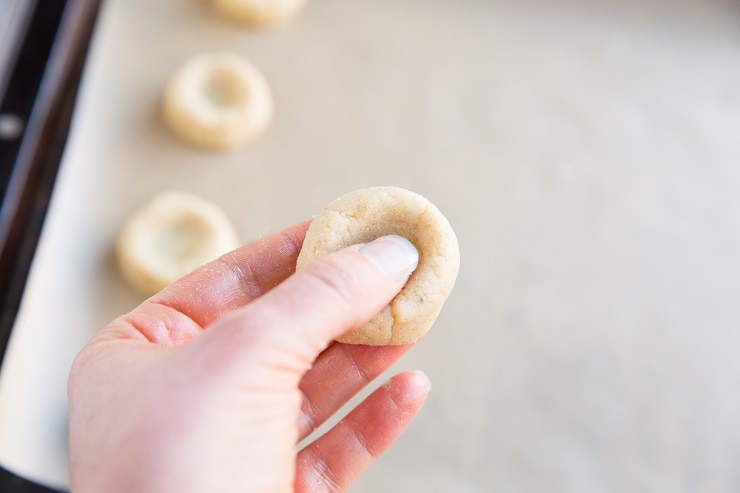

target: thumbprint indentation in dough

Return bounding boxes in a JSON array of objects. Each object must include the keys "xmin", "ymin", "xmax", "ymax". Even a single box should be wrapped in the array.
[{"xmin": 297, "ymin": 186, "xmax": 460, "ymax": 345}]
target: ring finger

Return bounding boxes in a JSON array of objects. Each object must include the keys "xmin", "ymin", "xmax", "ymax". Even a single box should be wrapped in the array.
[{"xmin": 297, "ymin": 341, "xmax": 415, "ymax": 440}]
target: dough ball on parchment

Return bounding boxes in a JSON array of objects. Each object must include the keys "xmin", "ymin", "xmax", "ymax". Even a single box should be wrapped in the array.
[
  {"xmin": 211, "ymin": 0, "xmax": 308, "ymax": 28},
  {"xmin": 161, "ymin": 52, "xmax": 273, "ymax": 151},
  {"xmin": 116, "ymin": 191, "xmax": 240, "ymax": 297}
]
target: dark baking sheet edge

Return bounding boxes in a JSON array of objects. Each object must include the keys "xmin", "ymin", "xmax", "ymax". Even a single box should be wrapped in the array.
[{"xmin": 0, "ymin": 0, "xmax": 102, "ymax": 490}]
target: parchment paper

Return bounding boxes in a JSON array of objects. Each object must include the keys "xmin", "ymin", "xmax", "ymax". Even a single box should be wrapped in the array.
[{"xmin": 1, "ymin": 0, "xmax": 739, "ymax": 490}]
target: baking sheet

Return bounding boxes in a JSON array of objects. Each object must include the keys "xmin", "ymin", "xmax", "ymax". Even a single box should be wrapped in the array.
[{"xmin": 1, "ymin": 0, "xmax": 740, "ymax": 490}]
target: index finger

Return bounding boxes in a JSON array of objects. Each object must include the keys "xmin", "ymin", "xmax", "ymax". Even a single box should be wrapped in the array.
[{"xmin": 149, "ymin": 219, "xmax": 311, "ymax": 329}]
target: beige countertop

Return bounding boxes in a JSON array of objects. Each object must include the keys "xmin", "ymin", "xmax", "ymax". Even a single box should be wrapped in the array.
[{"xmin": 0, "ymin": 0, "xmax": 739, "ymax": 490}]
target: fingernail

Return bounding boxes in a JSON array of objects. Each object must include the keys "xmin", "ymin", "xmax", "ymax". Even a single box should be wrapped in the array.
[
  {"xmin": 415, "ymin": 370, "xmax": 432, "ymax": 393},
  {"xmin": 359, "ymin": 235, "xmax": 419, "ymax": 283}
]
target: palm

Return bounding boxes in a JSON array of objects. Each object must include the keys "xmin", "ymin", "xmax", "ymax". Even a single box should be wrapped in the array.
[{"xmin": 68, "ymin": 221, "xmax": 428, "ymax": 493}]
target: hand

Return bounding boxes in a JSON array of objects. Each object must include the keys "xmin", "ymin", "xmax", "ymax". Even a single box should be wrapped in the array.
[{"xmin": 67, "ymin": 220, "xmax": 430, "ymax": 493}]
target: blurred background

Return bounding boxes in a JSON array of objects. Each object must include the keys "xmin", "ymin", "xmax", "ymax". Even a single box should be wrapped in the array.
[{"xmin": 1, "ymin": 0, "xmax": 739, "ymax": 491}]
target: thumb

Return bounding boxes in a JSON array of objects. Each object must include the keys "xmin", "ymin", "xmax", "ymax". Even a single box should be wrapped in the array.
[{"xmin": 190, "ymin": 235, "xmax": 419, "ymax": 376}]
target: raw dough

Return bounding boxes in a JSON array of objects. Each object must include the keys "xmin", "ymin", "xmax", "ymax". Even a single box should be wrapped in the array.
[
  {"xmin": 297, "ymin": 186, "xmax": 460, "ymax": 345},
  {"xmin": 211, "ymin": 0, "xmax": 309, "ymax": 27},
  {"xmin": 161, "ymin": 52, "xmax": 273, "ymax": 151},
  {"xmin": 116, "ymin": 191, "xmax": 241, "ymax": 296}
]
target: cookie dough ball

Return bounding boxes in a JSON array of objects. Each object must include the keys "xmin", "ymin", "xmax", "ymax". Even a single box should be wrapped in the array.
[
  {"xmin": 297, "ymin": 186, "xmax": 460, "ymax": 345},
  {"xmin": 162, "ymin": 53, "xmax": 273, "ymax": 151},
  {"xmin": 211, "ymin": 0, "xmax": 308, "ymax": 27},
  {"xmin": 116, "ymin": 191, "xmax": 241, "ymax": 297}
]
